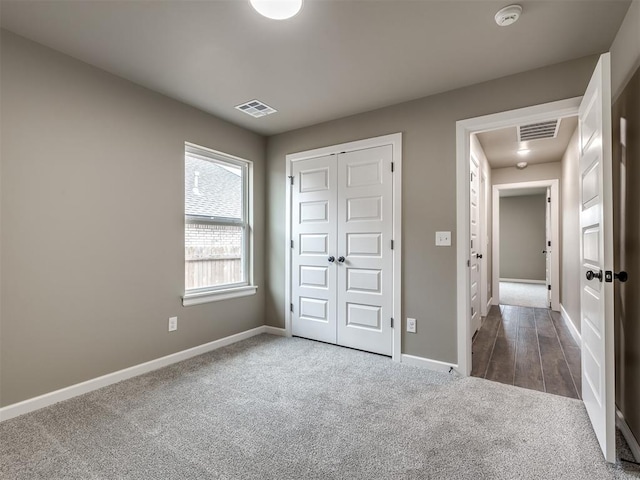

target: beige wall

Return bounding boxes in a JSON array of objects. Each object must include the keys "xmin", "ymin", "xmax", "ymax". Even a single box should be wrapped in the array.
[
  {"xmin": 560, "ymin": 128, "xmax": 581, "ymax": 332},
  {"xmin": 613, "ymin": 65, "xmax": 640, "ymax": 454},
  {"xmin": 492, "ymin": 161, "xmax": 562, "ymax": 186},
  {"xmin": 0, "ymin": 31, "xmax": 267, "ymax": 406},
  {"xmin": 266, "ymin": 55, "xmax": 598, "ymax": 363},
  {"xmin": 610, "ymin": 0, "xmax": 640, "ymax": 100},
  {"xmin": 610, "ymin": 0, "xmax": 640, "ymax": 449},
  {"xmin": 499, "ymin": 195, "xmax": 546, "ymax": 281}
]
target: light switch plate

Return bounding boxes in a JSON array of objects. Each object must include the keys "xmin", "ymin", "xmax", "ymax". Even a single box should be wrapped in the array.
[
  {"xmin": 435, "ymin": 231, "xmax": 451, "ymax": 246},
  {"xmin": 168, "ymin": 316, "xmax": 178, "ymax": 332}
]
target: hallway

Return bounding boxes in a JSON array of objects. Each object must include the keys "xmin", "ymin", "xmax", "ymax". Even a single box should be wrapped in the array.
[{"xmin": 472, "ymin": 305, "xmax": 581, "ymax": 399}]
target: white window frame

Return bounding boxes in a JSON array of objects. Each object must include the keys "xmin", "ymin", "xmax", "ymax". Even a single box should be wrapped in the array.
[{"xmin": 182, "ymin": 142, "xmax": 256, "ymax": 306}]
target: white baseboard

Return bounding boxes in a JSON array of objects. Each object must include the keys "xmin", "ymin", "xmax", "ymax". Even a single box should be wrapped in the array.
[
  {"xmin": 617, "ymin": 409, "xmax": 640, "ymax": 462},
  {"xmin": 0, "ymin": 325, "xmax": 280, "ymax": 422},
  {"xmin": 401, "ymin": 354, "xmax": 457, "ymax": 374},
  {"xmin": 559, "ymin": 303, "xmax": 581, "ymax": 346},
  {"xmin": 500, "ymin": 278, "xmax": 546, "ymax": 284},
  {"xmin": 264, "ymin": 326, "xmax": 288, "ymax": 336},
  {"xmin": 487, "ymin": 297, "xmax": 493, "ymax": 312}
]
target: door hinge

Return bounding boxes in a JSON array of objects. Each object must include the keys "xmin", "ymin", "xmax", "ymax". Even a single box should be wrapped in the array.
[
  {"xmin": 391, "ymin": 162, "xmax": 395, "ymax": 173},
  {"xmin": 548, "ymin": 285, "xmax": 551, "ymax": 291},
  {"xmin": 391, "ymin": 240, "xmax": 394, "ymax": 250},
  {"xmin": 470, "ymin": 172, "xmax": 474, "ymax": 182},
  {"xmin": 290, "ymin": 240, "xmax": 294, "ymax": 248},
  {"xmin": 391, "ymin": 318, "xmax": 394, "ymax": 328},
  {"xmin": 467, "ymin": 259, "xmax": 470, "ymax": 267},
  {"xmin": 289, "ymin": 175, "xmax": 294, "ymax": 186},
  {"xmin": 548, "ymin": 240, "xmax": 551, "ymax": 247},
  {"xmin": 547, "ymin": 197, "xmax": 551, "ymax": 203},
  {"xmin": 290, "ymin": 303, "xmax": 294, "ymax": 312}
]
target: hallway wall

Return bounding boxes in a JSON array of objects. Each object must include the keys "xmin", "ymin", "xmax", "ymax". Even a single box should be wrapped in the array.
[{"xmin": 499, "ymin": 194, "xmax": 547, "ymax": 281}]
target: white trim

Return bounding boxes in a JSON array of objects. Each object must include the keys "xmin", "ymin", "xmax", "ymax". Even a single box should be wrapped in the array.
[
  {"xmin": 492, "ymin": 180, "xmax": 560, "ymax": 312},
  {"xmin": 456, "ymin": 97, "xmax": 581, "ymax": 375},
  {"xmin": 264, "ymin": 326, "xmax": 288, "ymax": 336},
  {"xmin": 560, "ymin": 303, "xmax": 582, "ymax": 346},
  {"xmin": 401, "ymin": 354, "xmax": 457, "ymax": 374},
  {"xmin": 487, "ymin": 297, "xmax": 493, "ymax": 313},
  {"xmin": 285, "ymin": 133, "xmax": 403, "ymax": 362},
  {"xmin": 499, "ymin": 278, "xmax": 546, "ymax": 284},
  {"xmin": 0, "ymin": 325, "xmax": 277, "ymax": 422},
  {"xmin": 182, "ymin": 285, "xmax": 257, "ymax": 306},
  {"xmin": 617, "ymin": 409, "xmax": 640, "ymax": 462}
]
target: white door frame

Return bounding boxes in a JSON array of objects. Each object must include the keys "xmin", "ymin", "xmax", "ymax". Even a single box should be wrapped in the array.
[
  {"xmin": 492, "ymin": 179, "xmax": 559, "ymax": 311},
  {"xmin": 455, "ymin": 98, "xmax": 580, "ymax": 374},
  {"xmin": 480, "ymin": 169, "xmax": 489, "ymax": 316},
  {"xmin": 284, "ymin": 133, "xmax": 403, "ymax": 361}
]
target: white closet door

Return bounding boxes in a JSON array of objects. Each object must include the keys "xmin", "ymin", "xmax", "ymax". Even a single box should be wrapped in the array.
[
  {"xmin": 469, "ymin": 154, "xmax": 481, "ymax": 335},
  {"xmin": 579, "ymin": 53, "xmax": 615, "ymax": 463},
  {"xmin": 336, "ymin": 146, "xmax": 394, "ymax": 356},
  {"xmin": 291, "ymin": 155, "xmax": 338, "ymax": 344}
]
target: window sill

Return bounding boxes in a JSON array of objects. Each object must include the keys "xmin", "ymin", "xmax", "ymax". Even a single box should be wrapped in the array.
[{"xmin": 182, "ymin": 285, "xmax": 257, "ymax": 306}]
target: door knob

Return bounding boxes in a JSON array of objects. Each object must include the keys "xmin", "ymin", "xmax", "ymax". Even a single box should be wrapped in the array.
[
  {"xmin": 476, "ymin": 253, "xmax": 483, "ymax": 259},
  {"xmin": 604, "ymin": 270, "xmax": 628, "ymax": 283},
  {"xmin": 586, "ymin": 270, "xmax": 602, "ymax": 282},
  {"xmin": 328, "ymin": 256, "xmax": 335, "ymax": 263},
  {"xmin": 542, "ymin": 250, "xmax": 548, "ymax": 254},
  {"xmin": 337, "ymin": 256, "xmax": 346, "ymax": 263}
]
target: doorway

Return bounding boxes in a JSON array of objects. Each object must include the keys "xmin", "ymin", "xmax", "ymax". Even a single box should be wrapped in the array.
[{"xmin": 284, "ymin": 133, "xmax": 402, "ymax": 360}]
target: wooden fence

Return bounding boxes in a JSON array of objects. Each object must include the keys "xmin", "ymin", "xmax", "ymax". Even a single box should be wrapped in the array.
[{"xmin": 185, "ymin": 257, "xmax": 242, "ymax": 290}]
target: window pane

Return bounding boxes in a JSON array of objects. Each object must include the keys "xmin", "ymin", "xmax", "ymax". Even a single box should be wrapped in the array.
[
  {"xmin": 185, "ymin": 153, "xmax": 243, "ymax": 221},
  {"xmin": 185, "ymin": 223, "xmax": 245, "ymax": 289}
]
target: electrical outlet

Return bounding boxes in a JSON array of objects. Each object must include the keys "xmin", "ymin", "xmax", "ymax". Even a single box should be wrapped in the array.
[
  {"xmin": 168, "ymin": 316, "xmax": 178, "ymax": 332},
  {"xmin": 407, "ymin": 317, "xmax": 417, "ymax": 333}
]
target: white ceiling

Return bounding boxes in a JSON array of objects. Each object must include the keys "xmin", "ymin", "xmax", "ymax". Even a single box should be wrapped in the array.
[
  {"xmin": 476, "ymin": 115, "xmax": 578, "ymax": 169},
  {"xmin": 0, "ymin": 1, "xmax": 631, "ymax": 136}
]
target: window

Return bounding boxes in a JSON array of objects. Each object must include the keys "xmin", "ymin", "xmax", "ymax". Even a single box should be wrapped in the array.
[{"xmin": 183, "ymin": 143, "xmax": 255, "ymax": 306}]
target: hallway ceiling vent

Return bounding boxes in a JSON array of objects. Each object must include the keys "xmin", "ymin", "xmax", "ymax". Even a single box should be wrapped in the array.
[
  {"xmin": 517, "ymin": 119, "xmax": 560, "ymax": 141},
  {"xmin": 235, "ymin": 99, "xmax": 277, "ymax": 118}
]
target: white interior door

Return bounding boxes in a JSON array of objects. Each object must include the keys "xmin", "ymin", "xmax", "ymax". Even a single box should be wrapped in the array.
[
  {"xmin": 470, "ymin": 154, "xmax": 481, "ymax": 335},
  {"xmin": 337, "ymin": 146, "xmax": 393, "ymax": 356},
  {"xmin": 545, "ymin": 187, "xmax": 551, "ymax": 308},
  {"xmin": 291, "ymin": 155, "xmax": 338, "ymax": 344},
  {"xmin": 291, "ymin": 145, "xmax": 394, "ymax": 356},
  {"xmin": 579, "ymin": 53, "xmax": 615, "ymax": 463}
]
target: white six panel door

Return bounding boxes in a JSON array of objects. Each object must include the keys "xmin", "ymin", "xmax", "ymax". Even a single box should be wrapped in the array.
[
  {"xmin": 470, "ymin": 154, "xmax": 481, "ymax": 335},
  {"xmin": 291, "ymin": 155, "xmax": 338, "ymax": 344},
  {"xmin": 337, "ymin": 146, "xmax": 393, "ymax": 356},
  {"xmin": 579, "ymin": 53, "xmax": 615, "ymax": 463},
  {"xmin": 291, "ymin": 145, "xmax": 394, "ymax": 356}
]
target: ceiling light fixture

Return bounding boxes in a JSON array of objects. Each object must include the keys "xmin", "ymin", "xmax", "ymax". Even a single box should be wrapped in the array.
[
  {"xmin": 495, "ymin": 5, "xmax": 522, "ymax": 27},
  {"xmin": 516, "ymin": 161, "xmax": 528, "ymax": 169},
  {"xmin": 517, "ymin": 148, "xmax": 530, "ymax": 156},
  {"xmin": 250, "ymin": 0, "xmax": 303, "ymax": 20}
]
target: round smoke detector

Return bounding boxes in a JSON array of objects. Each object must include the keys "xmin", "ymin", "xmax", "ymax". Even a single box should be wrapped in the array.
[{"xmin": 495, "ymin": 5, "xmax": 522, "ymax": 27}]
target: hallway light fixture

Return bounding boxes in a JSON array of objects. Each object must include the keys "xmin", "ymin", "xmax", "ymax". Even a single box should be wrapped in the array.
[
  {"xmin": 250, "ymin": 0, "xmax": 303, "ymax": 20},
  {"xmin": 516, "ymin": 161, "xmax": 528, "ymax": 169}
]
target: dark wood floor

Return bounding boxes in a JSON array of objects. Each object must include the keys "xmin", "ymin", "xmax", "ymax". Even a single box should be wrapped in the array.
[{"xmin": 472, "ymin": 305, "xmax": 582, "ymax": 399}]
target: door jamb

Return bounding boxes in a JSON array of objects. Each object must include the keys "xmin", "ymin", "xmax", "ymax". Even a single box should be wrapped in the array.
[
  {"xmin": 455, "ymin": 98, "xmax": 580, "ymax": 375},
  {"xmin": 285, "ymin": 133, "xmax": 403, "ymax": 361},
  {"xmin": 492, "ymin": 179, "xmax": 560, "ymax": 312}
]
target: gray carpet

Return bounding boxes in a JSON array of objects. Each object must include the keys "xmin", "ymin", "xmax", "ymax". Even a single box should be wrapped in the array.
[
  {"xmin": 500, "ymin": 281, "xmax": 548, "ymax": 308},
  {"xmin": 1, "ymin": 335, "xmax": 638, "ymax": 479}
]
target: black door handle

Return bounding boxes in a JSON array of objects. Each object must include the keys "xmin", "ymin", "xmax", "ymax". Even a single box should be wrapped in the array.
[
  {"xmin": 476, "ymin": 253, "xmax": 483, "ymax": 259},
  {"xmin": 586, "ymin": 270, "xmax": 602, "ymax": 282},
  {"xmin": 604, "ymin": 270, "xmax": 628, "ymax": 282},
  {"xmin": 337, "ymin": 256, "xmax": 346, "ymax": 263},
  {"xmin": 328, "ymin": 256, "xmax": 335, "ymax": 263}
]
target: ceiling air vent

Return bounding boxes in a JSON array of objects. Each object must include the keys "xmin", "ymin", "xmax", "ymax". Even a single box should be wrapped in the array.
[
  {"xmin": 517, "ymin": 119, "xmax": 560, "ymax": 141},
  {"xmin": 235, "ymin": 99, "xmax": 277, "ymax": 118}
]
